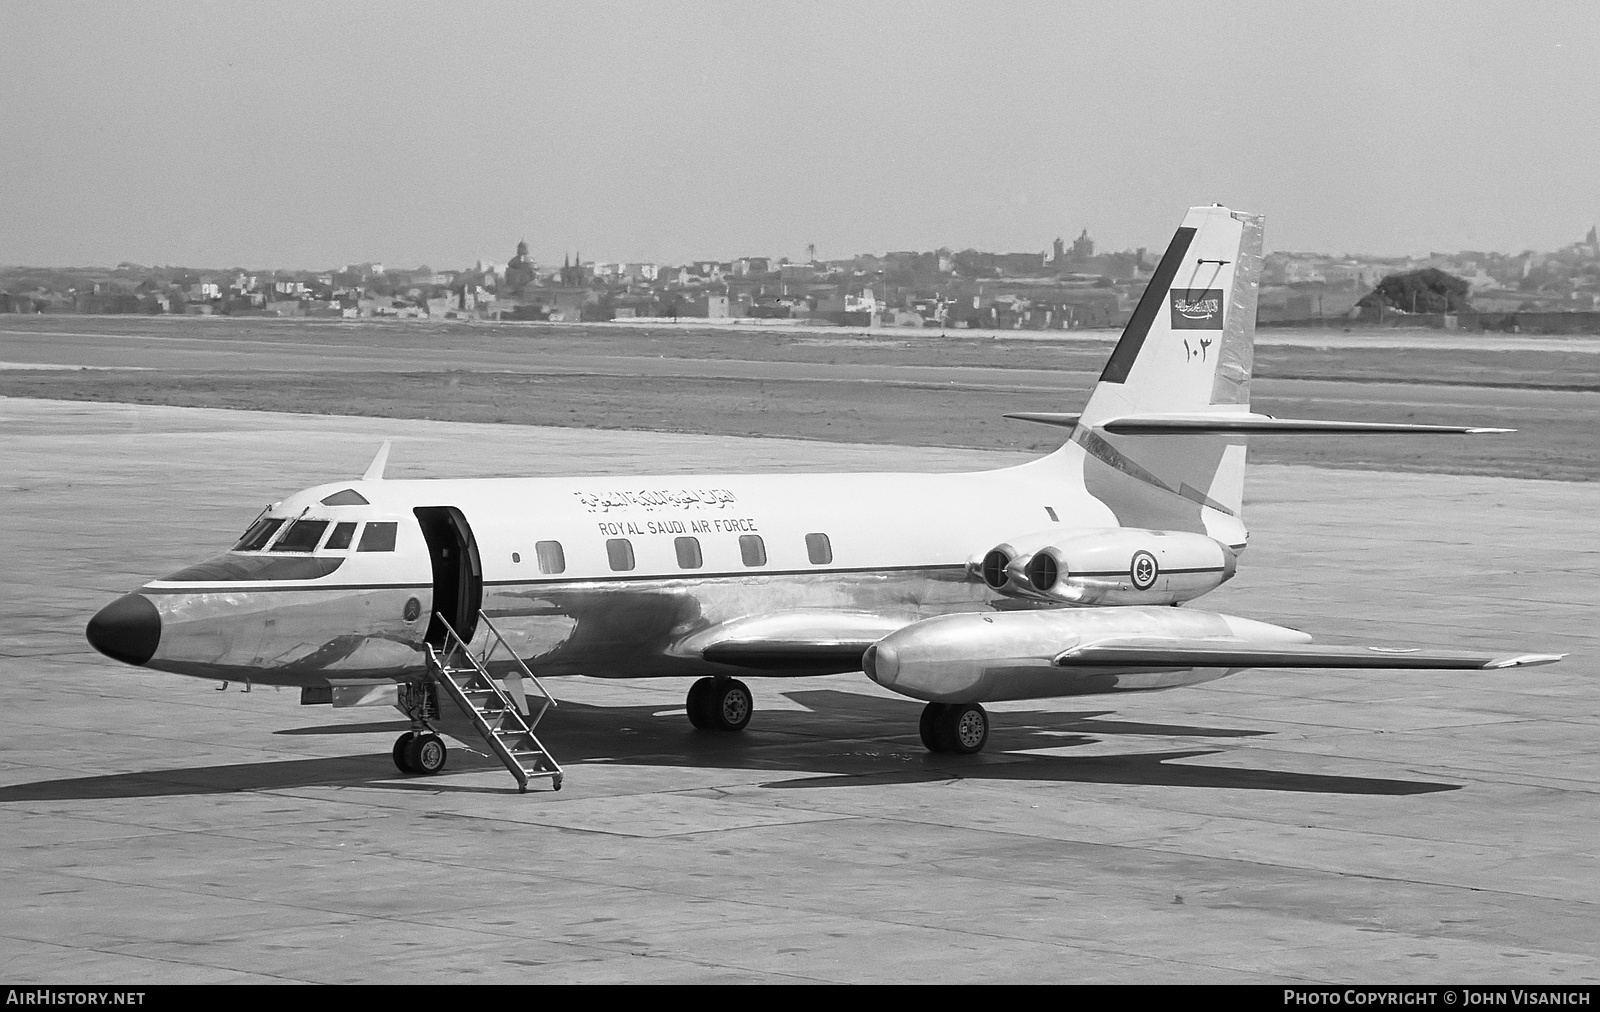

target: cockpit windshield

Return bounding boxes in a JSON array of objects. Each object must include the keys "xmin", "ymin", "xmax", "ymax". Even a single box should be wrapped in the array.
[
  {"xmin": 234, "ymin": 517, "xmax": 286, "ymax": 552},
  {"xmin": 272, "ymin": 519, "xmax": 330, "ymax": 553},
  {"xmin": 231, "ymin": 516, "xmax": 397, "ymax": 554}
]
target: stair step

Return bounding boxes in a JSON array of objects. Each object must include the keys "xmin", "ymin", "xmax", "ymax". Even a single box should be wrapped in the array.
[{"xmin": 428, "ymin": 613, "xmax": 562, "ymax": 793}]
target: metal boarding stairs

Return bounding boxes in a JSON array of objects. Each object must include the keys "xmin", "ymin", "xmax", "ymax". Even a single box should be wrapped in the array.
[{"xmin": 426, "ymin": 611, "xmax": 563, "ymax": 793}]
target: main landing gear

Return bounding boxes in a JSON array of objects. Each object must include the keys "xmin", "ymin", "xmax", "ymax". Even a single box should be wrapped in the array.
[
  {"xmin": 686, "ymin": 676, "xmax": 753, "ymax": 732},
  {"xmin": 393, "ymin": 731, "xmax": 449, "ymax": 775},
  {"xmin": 919, "ymin": 702, "xmax": 989, "ymax": 755}
]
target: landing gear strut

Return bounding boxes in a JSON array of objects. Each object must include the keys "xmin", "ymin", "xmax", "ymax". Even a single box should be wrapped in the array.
[
  {"xmin": 919, "ymin": 702, "xmax": 989, "ymax": 754},
  {"xmin": 392, "ymin": 731, "xmax": 449, "ymax": 774},
  {"xmin": 686, "ymin": 676, "xmax": 753, "ymax": 731}
]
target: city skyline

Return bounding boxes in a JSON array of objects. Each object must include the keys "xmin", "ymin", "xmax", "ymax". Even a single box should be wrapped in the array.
[{"xmin": 4, "ymin": 1, "xmax": 1598, "ymax": 269}]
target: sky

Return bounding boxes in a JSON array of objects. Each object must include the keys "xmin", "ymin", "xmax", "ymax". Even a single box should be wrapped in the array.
[{"xmin": 3, "ymin": 0, "xmax": 1598, "ymax": 269}]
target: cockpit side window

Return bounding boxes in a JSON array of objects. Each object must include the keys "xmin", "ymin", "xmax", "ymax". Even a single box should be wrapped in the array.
[
  {"xmin": 357, "ymin": 522, "xmax": 398, "ymax": 552},
  {"xmin": 234, "ymin": 517, "xmax": 286, "ymax": 552},
  {"xmin": 272, "ymin": 519, "xmax": 330, "ymax": 553},
  {"xmin": 325, "ymin": 521, "xmax": 358, "ymax": 550}
]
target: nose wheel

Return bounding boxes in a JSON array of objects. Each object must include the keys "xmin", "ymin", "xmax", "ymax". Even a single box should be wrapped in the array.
[
  {"xmin": 686, "ymin": 676, "xmax": 753, "ymax": 731},
  {"xmin": 392, "ymin": 731, "xmax": 449, "ymax": 774},
  {"xmin": 919, "ymin": 702, "xmax": 989, "ymax": 754}
]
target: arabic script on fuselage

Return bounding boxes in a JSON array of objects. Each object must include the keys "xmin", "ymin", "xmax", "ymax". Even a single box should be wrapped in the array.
[{"xmin": 575, "ymin": 488, "xmax": 738, "ymax": 513}]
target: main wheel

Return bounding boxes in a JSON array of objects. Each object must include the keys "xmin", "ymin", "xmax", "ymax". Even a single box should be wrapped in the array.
[
  {"xmin": 392, "ymin": 732, "xmax": 418, "ymax": 773},
  {"xmin": 711, "ymin": 678, "xmax": 753, "ymax": 731},
  {"xmin": 686, "ymin": 676, "xmax": 716, "ymax": 729},
  {"xmin": 939, "ymin": 703, "xmax": 989, "ymax": 755},
  {"xmin": 919, "ymin": 702, "xmax": 945, "ymax": 752},
  {"xmin": 403, "ymin": 732, "xmax": 449, "ymax": 774},
  {"xmin": 687, "ymin": 677, "xmax": 753, "ymax": 731}
]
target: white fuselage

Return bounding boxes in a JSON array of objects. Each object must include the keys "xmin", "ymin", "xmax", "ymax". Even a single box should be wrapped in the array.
[{"xmin": 130, "ymin": 454, "xmax": 1125, "ymax": 687}]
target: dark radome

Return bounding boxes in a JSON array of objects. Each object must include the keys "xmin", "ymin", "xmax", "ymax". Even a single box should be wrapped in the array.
[{"xmin": 85, "ymin": 593, "xmax": 161, "ymax": 666}]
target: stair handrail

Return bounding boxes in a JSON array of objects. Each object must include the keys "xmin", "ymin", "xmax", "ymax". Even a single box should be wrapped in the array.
[
  {"xmin": 427, "ymin": 613, "xmax": 563, "ymax": 791},
  {"xmin": 473, "ymin": 610, "xmax": 559, "ymax": 727}
]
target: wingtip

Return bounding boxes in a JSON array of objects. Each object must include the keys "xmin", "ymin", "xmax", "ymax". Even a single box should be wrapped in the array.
[
  {"xmin": 1484, "ymin": 652, "xmax": 1566, "ymax": 669},
  {"xmin": 361, "ymin": 440, "xmax": 392, "ymax": 481}
]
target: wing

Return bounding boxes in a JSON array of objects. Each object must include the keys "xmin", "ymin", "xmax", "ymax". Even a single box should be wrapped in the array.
[{"xmin": 1054, "ymin": 637, "xmax": 1564, "ymax": 670}]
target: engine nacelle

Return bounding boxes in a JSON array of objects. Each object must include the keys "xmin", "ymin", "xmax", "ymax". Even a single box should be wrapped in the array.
[
  {"xmin": 863, "ymin": 607, "xmax": 1308, "ymax": 703},
  {"xmin": 973, "ymin": 528, "xmax": 1235, "ymax": 606}
]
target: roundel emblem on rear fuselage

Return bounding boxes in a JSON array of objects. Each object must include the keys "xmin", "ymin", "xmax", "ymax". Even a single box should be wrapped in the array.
[
  {"xmin": 404, "ymin": 597, "xmax": 422, "ymax": 622},
  {"xmin": 1130, "ymin": 550, "xmax": 1158, "ymax": 590}
]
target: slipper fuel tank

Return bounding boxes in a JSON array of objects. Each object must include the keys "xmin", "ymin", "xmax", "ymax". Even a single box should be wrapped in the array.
[{"xmin": 862, "ymin": 607, "xmax": 1309, "ymax": 704}]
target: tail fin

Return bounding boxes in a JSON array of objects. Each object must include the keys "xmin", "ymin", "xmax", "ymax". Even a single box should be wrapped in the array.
[
  {"xmin": 1082, "ymin": 205, "xmax": 1263, "ymax": 426},
  {"xmin": 1035, "ymin": 205, "xmax": 1264, "ymax": 547}
]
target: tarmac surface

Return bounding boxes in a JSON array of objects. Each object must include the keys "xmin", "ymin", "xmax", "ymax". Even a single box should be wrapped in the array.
[{"xmin": 1, "ymin": 397, "xmax": 1596, "ymax": 983}]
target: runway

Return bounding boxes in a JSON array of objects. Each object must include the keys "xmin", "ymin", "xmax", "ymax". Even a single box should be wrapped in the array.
[{"xmin": 2, "ymin": 397, "xmax": 1596, "ymax": 982}]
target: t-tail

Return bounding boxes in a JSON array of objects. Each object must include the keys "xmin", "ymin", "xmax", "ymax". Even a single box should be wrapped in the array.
[{"xmin": 1011, "ymin": 204, "xmax": 1510, "ymax": 550}]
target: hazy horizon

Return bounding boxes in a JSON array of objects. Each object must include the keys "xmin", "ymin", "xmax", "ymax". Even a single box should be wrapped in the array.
[{"xmin": 5, "ymin": 0, "xmax": 1598, "ymax": 271}]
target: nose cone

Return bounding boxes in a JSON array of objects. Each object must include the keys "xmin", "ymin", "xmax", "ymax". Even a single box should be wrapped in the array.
[{"xmin": 86, "ymin": 593, "xmax": 161, "ymax": 666}]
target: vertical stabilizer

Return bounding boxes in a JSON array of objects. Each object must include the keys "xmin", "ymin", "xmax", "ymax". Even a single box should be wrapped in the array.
[
  {"xmin": 1052, "ymin": 206, "xmax": 1263, "ymax": 546},
  {"xmin": 1082, "ymin": 205, "xmax": 1263, "ymax": 425}
]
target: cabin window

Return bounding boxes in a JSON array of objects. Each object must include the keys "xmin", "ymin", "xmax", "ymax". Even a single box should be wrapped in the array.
[
  {"xmin": 606, "ymin": 538, "xmax": 635, "ymax": 572},
  {"xmin": 321, "ymin": 488, "xmax": 370, "ymax": 506},
  {"xmin": 325, "ymin": 521, "xmax": 358, "ymax": 550},
  {"xmin": 805, "ymin": 533, "xmax": 833, "ymax": 565},
  {"xmin": 234, "ymin": 517, "xmax": 285, "ymax": 552},
  {"xmin": 535, "ymin": 540, "xmax": 565, "ymax": 575},
  {"xmin": 357, "ymin": 521, "xmax": 398, "ymax": 552},
  {"xmin": 272, "ymin": 519, "xmax": 329, "ymax": 553},
  {"xmin": 739, "ymin": 534, "xmax": 767, "ymax": 567},
  {"xmin": 675, "ymin": 536, "xmax": 703, "ymax": 569}
]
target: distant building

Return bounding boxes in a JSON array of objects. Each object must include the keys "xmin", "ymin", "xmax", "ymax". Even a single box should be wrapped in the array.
[
  {"xmin": 504, "ymin": 240, "xmax": 537, "ymax": 294},
  {"xmin": 1070, "ymin": 229, "xmax": 1094, "ymax": 261},
  {"xmin": 559, "ymin": 253, "xmax": 589, "ymax": 288}
]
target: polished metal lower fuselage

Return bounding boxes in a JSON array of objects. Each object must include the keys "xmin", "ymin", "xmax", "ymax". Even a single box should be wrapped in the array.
[{"xmin": 136, "ymin": 565, "xmax": 996, "ymax": 688}]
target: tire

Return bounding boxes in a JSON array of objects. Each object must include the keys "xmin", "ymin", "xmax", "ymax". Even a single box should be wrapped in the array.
[
  {"xmin": 686, "ymin": 676, "xmax": 716, "ymax": 729},
  {"xmin": 940, "ymin": 703, "xmax": 989, "ymax": 755},
  {"xmin": 709, "ymin": 678, "xmax": 752, "ymax": 732},
  {"xmin": 919, "ymin": 702, "xmax": 946, "ymax": 752},
  {"xmin": 392, "ymin": 732, "xmax": 417, "ymax": 773},
  {"xmin": 404, "ymin": 732, "xmax": 449, "ymax": 774}
]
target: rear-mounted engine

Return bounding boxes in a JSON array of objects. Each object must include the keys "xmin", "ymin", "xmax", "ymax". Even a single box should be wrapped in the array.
[{"xmin": 973, "ymin": 528, "xmax": 1236, "ymax": 606}]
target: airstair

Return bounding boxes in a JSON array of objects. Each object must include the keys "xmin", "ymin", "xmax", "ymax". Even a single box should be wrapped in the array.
[{"xmin": 426, "ymin": 611, "xmax": 563, "ymax": 792}]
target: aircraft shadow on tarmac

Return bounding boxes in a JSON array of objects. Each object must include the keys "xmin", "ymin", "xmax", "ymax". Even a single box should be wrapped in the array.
[{"xmin": 0, "ymin": 688, "xmax": 1457, "ymax": 802}]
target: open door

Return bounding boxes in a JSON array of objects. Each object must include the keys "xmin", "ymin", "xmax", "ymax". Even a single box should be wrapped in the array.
[{"xmin": 414, "ymin": 506, "xmax": 483, "ymax": 648}]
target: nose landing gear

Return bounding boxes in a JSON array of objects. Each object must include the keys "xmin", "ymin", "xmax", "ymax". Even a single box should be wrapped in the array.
[{"xmin": 392, "ymin": 731, "xmax": 449, "ymax": 775}]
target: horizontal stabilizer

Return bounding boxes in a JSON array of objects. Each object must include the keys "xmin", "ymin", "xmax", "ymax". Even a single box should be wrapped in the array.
[
  {"xmin": 1054, "ymin": 638, "xmax": 1564, "ymax": 670},
  {"xmin": 1004, "ymin": 412, "xmax": 1510, "ymax": 435},
  {"xmin": 1005, "ymin": 412, "xmax": 1081, "ymax": 429},
  {"xmin": 1097, "ymin": 413, "xmax": 1512, "ymax": 435}
]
